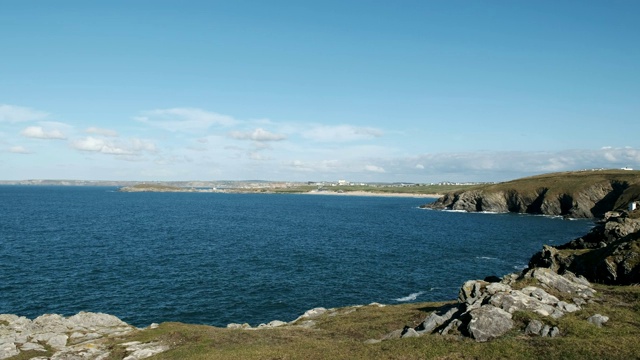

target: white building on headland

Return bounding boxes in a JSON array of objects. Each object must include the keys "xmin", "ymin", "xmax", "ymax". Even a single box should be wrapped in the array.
[{"xmin": 622, "ymin": 167, "xmax": 634, "ymax": 170}]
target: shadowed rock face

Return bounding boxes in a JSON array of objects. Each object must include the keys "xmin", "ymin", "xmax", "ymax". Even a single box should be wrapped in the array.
[
  {"xmin": 424, "ymin": 180, "xmax": 631, "ymax": 219},
  {"xmin": 529, "ymin": 211, "xmax": 640, "ymax": 285}
]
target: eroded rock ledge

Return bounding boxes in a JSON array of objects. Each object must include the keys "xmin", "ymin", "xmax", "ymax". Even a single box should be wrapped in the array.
[
  {"xmin": 529, "ymin": 210, "xmax": 640, "ymax": 285},
  {"xmin": 371, "ymin": 267, "xmax": 602, "ymax": 343}
]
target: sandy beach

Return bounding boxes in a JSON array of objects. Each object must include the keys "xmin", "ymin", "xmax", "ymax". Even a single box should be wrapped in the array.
[{"xmin": 304, "ymin": 190, "xmax": 442, "ymax": 198}]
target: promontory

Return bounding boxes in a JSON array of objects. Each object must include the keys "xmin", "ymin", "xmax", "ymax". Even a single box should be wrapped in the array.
[{"xmin": 422, "ymin": 169, "xmax": 640, "ymax": 218}]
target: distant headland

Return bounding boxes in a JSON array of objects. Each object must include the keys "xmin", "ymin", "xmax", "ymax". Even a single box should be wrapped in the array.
[{"xmin": 423, "ymin": 169, "xmax": 640, "ymax": 219}]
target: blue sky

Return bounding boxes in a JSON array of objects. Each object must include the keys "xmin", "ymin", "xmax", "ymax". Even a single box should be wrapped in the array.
[{"xmin": 1, "ymin": 1, "xmax": 639, "ymax": 182}]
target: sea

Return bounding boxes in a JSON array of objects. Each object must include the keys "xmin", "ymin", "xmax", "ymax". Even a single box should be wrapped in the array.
[{"xmin": 0, "ymin": 185, "xmax": 594, "ymax": 328}]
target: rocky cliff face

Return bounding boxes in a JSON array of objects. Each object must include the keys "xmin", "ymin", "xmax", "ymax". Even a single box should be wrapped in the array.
[
  {"xmin": 424, "ymin": 180, "xmax": 630, "ymax": 218},
  {"xmin": 529, "ymin": 210, "xmax": 640, "ymax": 285}
]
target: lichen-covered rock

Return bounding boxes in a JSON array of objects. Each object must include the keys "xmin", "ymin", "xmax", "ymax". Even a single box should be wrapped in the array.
[
  {"xmin": 524, "ymin": 320, "xmax": 543, "ymax": 336},
  {"xmin": 415, "ymin": 304, "xmax": 462, "ymax": 334},
  {"xmin": 0, "ymin": 312, "xmax": 167, "ymax": 360},
  {"xmin": 400, "ymin": 327, "xmax": 420, "ymax": 338},
  {"xmin": 467, "ymin": 305, "xmax": 514, "ymax": 342},
  {"xmin": 525, "ymin": 268, "xmax": 596, "ymax": 299},
  {"xmin": 520, "ymin": 286, "xmax": 560, "ymax": 305},
  {"xmin": 587, "ymin": 314, "xmax": 610, "ymax": 327},
  {"xmin": 0, "ymin": 342, "xmax": 19, "ymax": 360},
  {"xmin": 459, "ymin": 280, "xmax": 489, "ymax": 305},
  {"xmin": 489, "ymin": 291, "xmax": 563, "ymax": 318},
  {"xmin": 439, "ymin": 319, "xmax": 462, "ymax": 336}
]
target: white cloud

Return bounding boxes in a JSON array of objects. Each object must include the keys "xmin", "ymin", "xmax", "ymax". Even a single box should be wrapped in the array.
[
  {"xmin": 249, "ymin": 152, "xmax": 271, "ymax": 161},
  {"xmin": 135, "ymin": 108, "xmax": 237, "ymax": 132},
  {"xmin": 86, "ymin": 127, "xmax": 118, "ymax": 137},
  {"xmin": 364, "ymin": 165, "xmax": 386, "ymax": 173},
  {"xmin": 415, "ymin": 164, "xmax": 425, "ymax": 169},
  {"xmin": 9, "ymin": 146, "xmax": 32, "ymax": 154},
  {"xmin": 287, "ymin": 159, "xmax": 342, "ymax": 172},
  {"xmin": 302, "ymin": 125, "xmax": 383, "ymax": 142},
  {"xmin": 228, "ymin": 128, "xmax": 287, "ymax": 141},
  {"xmin": 0, "ymin": 104, "xmax": 49, "ymax": 123},
  {"xmin": 365, "ymin": 147, "xmax": 640, "ymax": 182},
  {"xmin": 71, "ymin": 136, "xmax": 156, "ymax": 156},
  {"xmin": 20, "ymin": 126, "xmax": 66, "ymax": 140}
]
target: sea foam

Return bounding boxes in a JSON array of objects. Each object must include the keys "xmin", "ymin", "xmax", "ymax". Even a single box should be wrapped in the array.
[{"xmin": 394, "ymin": 291, "xmax": 425, "ymax": 302}]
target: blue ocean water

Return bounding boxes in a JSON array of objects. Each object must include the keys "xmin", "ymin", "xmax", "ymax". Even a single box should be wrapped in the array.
[{"xmin": 0, "ymin": 186, "xmax": 593, "ymax": 327}]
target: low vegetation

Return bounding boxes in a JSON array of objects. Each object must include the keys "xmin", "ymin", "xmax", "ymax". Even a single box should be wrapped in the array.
[
  {"xmin": 464, "ymin": 169, "xmax": 640, "ymax": 199},
  {"xmin": 99, "ymin": 284, "xmax": 640, "ymax": 360},
  {"xmin": 122, "ymin": 184, "xmax": 183, "ymax": 191}
]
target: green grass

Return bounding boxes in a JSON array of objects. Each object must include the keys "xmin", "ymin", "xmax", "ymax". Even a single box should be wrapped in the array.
[
  {"xmin": 93, "ymin": 284, "xmax": 640, "ymax": 360},
  {"xmin": 470, "ymin": 170, "xmax": 640, "ymax": 198}
]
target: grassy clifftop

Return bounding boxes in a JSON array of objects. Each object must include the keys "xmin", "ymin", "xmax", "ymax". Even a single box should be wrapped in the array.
[
  {"xmin": 479, "ymin": 170, "xmax": 640, "ymax": 198},
  {"xmin": 426, "ymin": 170, "xmax": 640, "ymax": 218}
]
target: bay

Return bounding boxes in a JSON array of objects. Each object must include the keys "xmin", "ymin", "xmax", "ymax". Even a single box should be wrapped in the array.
[{"xmin": 0, "ymin": 185, "xmax": 592, "ymax": 327}]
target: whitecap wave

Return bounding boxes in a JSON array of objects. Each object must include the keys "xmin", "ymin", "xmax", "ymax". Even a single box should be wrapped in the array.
[
  {"xmin": 476, "ymin": 256, "xmax": 497, "ymax": 260},
  {"xmin": 394, "ymin": 291, "xmax": 425, "ymax": 302},
  {"xmin": 513, "ymin": 264, "xmax": 527, "ymax": 270}
]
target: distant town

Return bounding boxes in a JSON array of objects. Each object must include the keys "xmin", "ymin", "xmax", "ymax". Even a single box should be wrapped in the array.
[{"xmin": 0, "ymin": 179, "xmax": 488, "ymax": 189}]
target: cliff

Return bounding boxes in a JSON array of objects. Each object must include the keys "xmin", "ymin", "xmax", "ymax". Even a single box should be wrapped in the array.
[
  {"xmin": 423, "ymin": 170, "xmax": 640, "ymax": 218},
  {"xmin": 529, "ymin": 209, "xmax": 640, "ymax": 285}
]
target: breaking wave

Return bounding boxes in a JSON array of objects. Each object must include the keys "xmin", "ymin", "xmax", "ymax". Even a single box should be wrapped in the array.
[{"xmin": 394, "ymin": 292, "xmax": 425, "ymax": 302}]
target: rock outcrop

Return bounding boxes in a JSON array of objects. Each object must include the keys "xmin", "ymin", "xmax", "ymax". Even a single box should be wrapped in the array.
[
  {"xmin": 425, "ymin": 182, "xmax": 626, "ymax": 218},
  {"xmin": 0, "ymin": 312, "xmax": 167, "ymax": 360},
  {"xmin": 529, "ymin": 210, "xmax": 640, "ymax": 285},
  {"xmin": 375, "ymin": 267, "xmax": 596, "ymax": 343}
]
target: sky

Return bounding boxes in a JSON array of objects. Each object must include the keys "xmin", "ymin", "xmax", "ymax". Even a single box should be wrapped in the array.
[{"xmin": 1, "ymin": 1, "xmax": 639, "ymax": 183}]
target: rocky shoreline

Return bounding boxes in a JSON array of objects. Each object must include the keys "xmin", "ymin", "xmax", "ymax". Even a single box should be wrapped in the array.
[
  {"xmin": 0, "ymin": 267, "xmax": 612, "ymax": 359},
  {"xmin": 3, "ymin": 191, "xmax": 639, "ymax": 358}
]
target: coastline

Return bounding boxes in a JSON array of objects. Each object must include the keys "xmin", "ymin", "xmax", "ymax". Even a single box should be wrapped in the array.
[
  {"xmin": 303, "ymin": 190, "xmax": 442, "ymax": 198},
  {"xmin": 119, "ymin": 186, "xmax": 444, "ymax": 198}
]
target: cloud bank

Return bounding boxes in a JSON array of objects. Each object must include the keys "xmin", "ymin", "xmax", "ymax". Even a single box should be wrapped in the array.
[
  {"xmin": 228, "ymin": 128, "xmax": 287, "ymax": 142},
  {"xmin": 20, "ymin": 126, "xmax": 66, "ymax": 140},
  {"xmin": 302, "ymin": 125, "xmax": 383, "ymax": 142},
  {"xmin": 71, "ymin": 136, "xmax": 156, "ymax": 156},
  {"xmin": 0, "ymin": 104, "xmax": 49, "ymax": 123},
  {"xmin": 135, "ymin": 108, "xmax": 237, "ymax": 132},
  {"xmin": 4, "ymin": 103, "xmax": 640, "ymax": 183}
]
